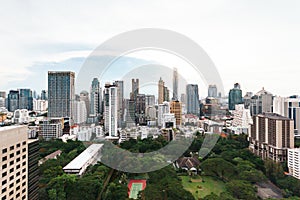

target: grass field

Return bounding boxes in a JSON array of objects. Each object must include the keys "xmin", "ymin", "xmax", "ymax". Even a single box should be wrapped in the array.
[
  {"xmin": 129, "ymin": 183, "xmax": 143, "ymax": 199},
  {"xmin": 180, "ymin": 175, "xmax": 225, "ymax": 199}
]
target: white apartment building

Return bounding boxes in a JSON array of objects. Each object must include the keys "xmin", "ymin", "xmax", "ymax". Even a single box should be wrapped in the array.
[
  {"xmin": 74, "ymin": 100, "xmax": 87, "ymax": 124},
  {"xmin": 230, "ymin": 104, "xmax": 253, "ymax": 134},
  {"xmin": 0, "ymin": 126, "xmax": 28, "ymax": 200},
  {"xmin": 158, "ymin": 102, "xmax": 170, "ymax": 127},
  {"xmin": 104, "ymin": 84, "xmax": 118, "ymax": 138},
  {"xmin": 288, "ymin": 148, "xmax": 300, "ymax": 179}
]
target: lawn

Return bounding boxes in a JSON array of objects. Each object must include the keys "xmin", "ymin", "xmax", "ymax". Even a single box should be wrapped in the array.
[{"xmin": 180, "ymin": 175, "xmax": 226, "ymax": 199}]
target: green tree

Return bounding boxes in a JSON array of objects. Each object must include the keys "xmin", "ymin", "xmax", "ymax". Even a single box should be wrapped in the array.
[
  {"xmin": 226, "ymin": 180, "xmax": 258, "ymax": 200},
  {"xmin": 201, "ymin": 158, "xmax": 237, "ymax": 181}
]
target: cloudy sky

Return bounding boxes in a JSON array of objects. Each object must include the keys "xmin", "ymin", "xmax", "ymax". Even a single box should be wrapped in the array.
[{"xmin": 1, "ymin": 0, "xmax": 300, "ymax": 98}]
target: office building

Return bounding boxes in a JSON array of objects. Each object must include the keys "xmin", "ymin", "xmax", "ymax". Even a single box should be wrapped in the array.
[
  {"xmin": 19, "ymin": 89, "xmax": 33, "ymax": 111},
  {"xmin": 80, "ymin": 90, "xmax": 90, "ymax": 117},
  {"xmin": 228, "ymin": 83, "xmax": 243, "ymax": 110},
  {"xmin": 249, "ymin": 87, "xmax": 273, "ymax": 115},
  {"xmin": 28, "ymin": 139, "xmax": 39, "ymax": 200},
  {"xmin": 248, "ymin": 113, "xmax": 294, "ymax": 162},
  {"xmin": 104, "ymin": 83, "xmax": 118, "ymax": 137},
  {"xmin": 40, "ymin": 118, "xmax": 64, "ymax": 140},
  {"xmin": 74, "ymin": 100, "xmax": 87, "ymax": 124},
  {"xmin": 7, "ymin": 90, "xmax": 19, "ymax": 112},
  {"xmin": 41, "ymin": 90, "xmax": 47, "ymax": 100},
  {"xmin": 48, "ymin": 71, "xmax": 75, "ymax": 119},
  {"xmin": 158, "ymin": 77, "xmax": 165, "ymax": 104},
  {"xmin": 158, "ymin": 102, "xmax": 170, "ymax": 127},
  {"xmin": 136, "ymin": 94, "xmax": 146, "ymax": 125},
  {"xmin": 125, "ymin": 99, "xmax": 136, "ymax": 128},
  {"xmin": 0, "ymin": 126, "xmax": 28, "ymax": 200},
  {"xmin": 186, "ymin": 84, "xmax": 200, "ymax": 116},
  {"xmin": 130, "ymin": 79, "xmax": 139, "ymax": 100},
  {"xmin": 170, "ymin": 100, "xmax": 182, "ymax": 127},
  {"xmin": 90, "ymin": 78, "xmax": 101, "ymax": 116},
  {"xmin": 288, "ymin": 149, "xmax": 300, "ymax": 180},
  {"xmin": 172, "ymin": 68, "xmax": 178, "ymax": 100},
  {"xmin": 243, "ymin": 92, "xmax": 253, "ymax": 109},
  {"xmin": 273, "ymin": 96, "xmax": 300, "ymax": 133},
  {"xmin": 164, "ymin": 86, "xmax": 170, "ymax": 102},
  {"xmin": 114, "ymin": 81, "xmax": 124, "ymax": 127},
  {"xmin": 208, "ymin": 85, "xmax": 218, "ymax": 98},
  {"xmin": 145, "ymin": 95, "xmax": 155, "ymax": 107}
]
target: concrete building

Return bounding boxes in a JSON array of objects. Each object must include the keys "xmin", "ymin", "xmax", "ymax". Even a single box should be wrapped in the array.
[
  {"xmin": 0, "ymin": 97, "xmax": 5, "ymax": 108},
  {"xmin": 136, "ymin": 94, "xmax": 146, "ymax": 125},
  {"xmin": 186, "ymin": 84, "xmax": 200, "ymax": 116},
  {"xmin": 158, "ymin": 102, "xmax": 170, "ymax": 127},
  {"xmin": 40, "ymin": 118, "xmax": 64, "ymax": 140},
  {"xmin": 273, "ymin": 96, "xmax": 300, "ymax": 134},
  {"xmin": 0, "ymin": 126, "xmax": 28, "ymax": 200},
  {"xmin": 104, "ymin": 83, "xmax": 118, "ymax": 137},
  {"xmin": 114, "ymin": 81, "xmax": 124, "ymax": 128},
  {"xmin": 170, "ymin": 100, "xmax": 182, "ymax": 127},
  {"xmin": 74, "ymin": 100, "xmax": 87, "ymax": 124},
  {"xmin": 249, "ymin": 113, "xmax": 294, "ymax": 162},
  {"xmin": 80, "ymin": 90, "xmax": 90, "ymax": 117},
  {"xmin": 63, "ymin": 144, "xmax": 103, "ymax": 176},
  {"xmin": 158, "ymin": 77, "xmax": 165, "ymax": 104},
  {"xmin": 164, "ymin": 86, "xmax": 170, "ymax": 102},
  {"xmin": 41, "ymin": 90, "xmax": 47, "ymax": 100},
  {"xmin": 288, "ymin": 148, "xmax": 300, "ymax": 180},
  {"xmin": 12, "ymin": 109, "xmax": 30, "ymax": 124},
  {"xmin": 145, "ymin": 95, "xmax": 155, "ymax": 107},
  {"xmin": 208, "ymin": 85, "xmax": 218, "ymax": 98},
  {"xmin": 7, "ymin": 90, "xmax": 19, "ymax": 112},
  {"xmin": 28, "ymin": 139, "xmax": 39, "ymax": 200},
  {"xmin": 125, "ymin": 99, "xmax": 136, "ymax": 128},
  {"xmin": 130, "ymin": 79, "xmax": 139, "ymax": 101},
  {"xmin": 162, "ymin": 113, "xmax": 176, "ymax": 129},
  {"xmin": 228, "ymin": 83, "xmax": 243, "ymax": 110},
  {"xmin": 33, "ymin": 99, "xmax": 48, "ymax": 112},
  {"xmin": 48, "ymin": 71, "xmax": 75, "ymax": 119},
  {"xmin": 90, "ymin": 78, "xmax": 101, "ymax": 116},
  {"xmin": 230, "ymin": 104, "xmax": 253, "ymax": 134},
  {"xmin": 172, "ymin": 67, "xmax": 178, "ymax": 100},
  {"xmin": 250, "ymin": 88, "xmax": 273, "ymax": 116},
  {"xmin": 19, "ymin": 89, "xmax": 33, "ymax": 111}
]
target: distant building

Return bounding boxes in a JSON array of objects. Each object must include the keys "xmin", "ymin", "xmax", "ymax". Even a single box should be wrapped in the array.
[
  {"xmin": 38, "ymin": 150, "xmax": 62, "ymax": 166},
  {"xmin": 163, "ymin": 86, "xmax": 170, "ymax": 102},
  {"xmin": 74, "ymin": 100, "xmax": 87, "ymax": 124},
  {"xmin": 288, "ymin": 148, "xmax": 300, "ymax": 180},
  {"xmin": 33, "ymin": 99, "xmax": 48, "ymax": 112},
  {"xmin": 19, "ymin": 89, "xmax": 33, "ymax": 111},
  {"xmin": 48, "ymin": 71, "xmax": 75, "ymax": 119},
  {"xmin": 230, "ymin": 104, "xmax": 253, "ymax": 134},
  {"xmin": 158, "ymin": 102, "xmax": 170, "ymax": 127},
  {"xmin": 273, "ymin": 96, "xmax": 300, "ymax": 133},
  {"xmin": 228, "ymin": 83, "xmax": 243, "ymax": 110},
  {"xmin": 172, "ymin": 67, "xmax": 178, "ymax": 100},
  {"xmin": 0, "ymin": 97, "xmax": 6, "ymax": 108},
  {"xmin": 162, "ymin": 113, "xmax": 176, "ymax": 129},
  {"xmin": 249, "ymin": 113, "xmax": 294, "ymax": 162},
  {"xmin": 12, "ymin": 109, "xmax": 30, "ymax": 124},
  {"xmin": 63, "ymin": 144, "xmax": 103, "ymax": 176},
  {"xmin": 104, "ymin": 83, "xmax": 118, "ymax": 137},
  {"xmin": 80, "ymin": 91, "xmax": 90, "ymax": 117},
  {"xmin": 41, "ymin": 90, "xmax": 47, "ymax": 100},
  {"xmin": 125, "ymin": 99, "xmax": 136, "ymax": 128},
  {"xmin": 158, "ymin": 77, "xmax": 165, "ymax": 104},
  {"xmin": 130, "ymin": 79, "xmax": 139, "ymax": 101},
  {"xmin": 186, "ymin": 84, "xmax": 200, "ymax": 116},
  {"xmin": 170, "ymin": 100, "xmax": 182, "ymax": 127},
  {"xmin": 249, "ymin": 88, "xmax": 273, "ymax": 115},
  {"xmin": 7, "ymin": 90, "xmax": 19, "ymax": 112},
  {"xmin": 0, "ymin": 91, "xmax": 6, "ymax": 98},
  {"xmin": 90, "ymin": 78, "xmax": 101, "ymax": 116},
  {"xmin": 0, "ymin": 126, "xmax": 28, "ymax": 200},
  {"xmin": 136, "ymin": 94, "xmax": 146, "ymax": 125},
  {"xmin": 40, "ymin": 118, "xmax": 64, "ymax": 140},
  {"xmin": 243, "ymin": 92, "xmax": 253, "ymax": 109},
  {"xmin": 114, "ymin": 81, "xmax": 124, "ymax": 128},
  {"xmin": 208, "ymin": 85, "xmax": 218, "ymax": 98},
  {"xmin": 145, "ymin": 95, "xmax": 155, "ymax": 107}
]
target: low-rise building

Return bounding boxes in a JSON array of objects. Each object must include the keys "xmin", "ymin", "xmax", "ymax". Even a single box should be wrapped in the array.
[
  {"xmin": 288, "ymin": 148, "xmax": 300, "ymax": 180},
  {"xmin": 40, "ymin": 118, "xmax": 64, "ymax": 140}
]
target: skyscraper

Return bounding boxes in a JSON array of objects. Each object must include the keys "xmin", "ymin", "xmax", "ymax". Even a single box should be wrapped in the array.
[
  {"xmin": 208, "ymin": 85, "xmax": 218, "ymax": 98},
  {"xmin": 158, "ymin": 77, "xmax": 165, "ymax": 104},
  {"xmin": 90, "ymin": 78, "xmax": 101, "ymax": 116},
  {"xmin": 114, "ymin": 80, "xmax": 124, "ymax": 127},
  {"xmin": 145, "ymin": 95, "xmax": 155, "ymax": 107},
  {"xmin": 164, "ymin": 86, "xmax": 170, "ymax": 102},
  {"xmin": 172, "ymin": 68, "xmax": 178, "ymax": 100},
  {"xmin": 249, "ymin": 87, "xmax": 273, "ymax": 115},
  {"xmin": 130, "ymin": 79, "xmax": 139, "ymax": 100},
  {"xmin": 48, "ymin": 71, "xmax": 75, "ymax": 119},
  {"xmin": 186, "ymin": 84, "xmax": 200, "ymax": 116},
  {"xmin": 228, "ymin": 83, "xmax": 243, "ymax": 110},
  {"xmin": 80, "ymin": 90, "xmax": 90, "ymax": 117},
  {"xmin": 170, "ymin": 100, "xmax": 182, "ymax": 126},
  {"xmin": 7, "ymin": 90, "xmax": 19, "ymax": 112},
  {"xmin": 19, "ymin": 89, "xmax": 33, "ymax": 111},
  {"xmin": 104, "ymin": 83, "xmax": 118, "ymax": 137},
  {"xmin": 41, "ymin": 90, "xmax": 47, "ymax": 100}
]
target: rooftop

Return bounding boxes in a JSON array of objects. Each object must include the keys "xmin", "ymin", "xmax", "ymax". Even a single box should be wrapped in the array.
[{"xmin": 257, "ymin": 113, "xmax": 291, "ymax": 120}]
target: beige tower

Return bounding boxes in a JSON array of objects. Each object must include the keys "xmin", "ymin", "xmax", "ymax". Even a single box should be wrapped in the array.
[{"xmin": 158, "ymin": 77, "xmax": 165, "ymax": 104}]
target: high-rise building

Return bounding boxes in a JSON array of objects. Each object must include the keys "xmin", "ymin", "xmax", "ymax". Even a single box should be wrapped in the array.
[
  {"xmin": 145, "ymin": 95, "xmax": 155, "ymax": 107},
  {"xmin": 41, "ymin": 90, "xmax": 47, "ymax": 100},
  {"xmin": 172, "ymin": 68, "xmax": 178, "ymax": 100},
  {"xmin": 125, "ymin": 99, "xmax": 136, "ymax": 128},
  {"xmin": 231, "ymin": 104, "xmax": 253, "ymax": 134},
  {"xmin": 48, "ymin": 71, "xmax": 75, "ymax": 119},
  {"xmin": 19, "ymin": 89, "xmax": 33, "ymax": 111},
  {"xmin": 104, "ymin": 83, "xmax": 118, "ymax": 137},
  {"xmin": 0, "ymin": 126, "xmax": 28, "ymax": 200},
  {"xmin": 186, "ymin": 84, "xmax": 200, "ymax": 116},
  {"xmin": 130, "ymin": 79, "xmax": 139, "ymax": 100},
  {"xmin": 170, "ymin": 100, "xmax": 182, "ymax": 127},
  {"xmin": 90, "ymin": 78, "xmax": 101, "ymax": 116},
  {"xmin": 158, "ymin": 77, "xmax": 165, "ymax": 104},
  {"xmin": 40, "ymin": 118, "xmax": 64, "ymax": 140},
  {"xmin": 28, "ymin": 139, "xmax": 39, "ymax": 200},
  {"xmin": 0, "ymin": 91, "xmax": 6, "ymax": 98},
  {"xmin": 208, "ymin": 85, "xmax": 218, "ymax": 98},
  {"xmin": 158, "ymin": 102, "xmax": 170, "ymax": 127},
  {"xmin": 248, "ymin": 113, "xmax": 294, "ymax": 162},
  {"xmin": 74, "ymin": 100, "xmax": 87, "ymax": 124},
  {"xmin": 114, "ymin": 81, "xmax": 124, "ymax": 127},
  {"xmin": 273, "ymin": 96, "xmax": 300, "ymax": 132},
  {"xmin": 243, "ymin": 92, "xmax": 253, "ymax": 109},
  {"xmin": 249, "ymin": 87, "xmax": 273, "ymax": 115},
  {"xmin": 80, "ymin": 91, "xmax": 90, "ymax": 118},
  {"xmin": 228, "ymin": 83, "xmax": 243, "ymax": 110},
  {"xmin": 136, "ymin": 94, "xmax": 146, "ymax": 125},
  {"xmin": 164, "ymin": 86, "xmax": 170, "ymax": 102},
  {"xmin": 7, "ymin": 90, "xmax": 19, "ymax": 112},
  {"xmin": 288, "ymin": 148, "xmax": 300, "ymax": 180}
]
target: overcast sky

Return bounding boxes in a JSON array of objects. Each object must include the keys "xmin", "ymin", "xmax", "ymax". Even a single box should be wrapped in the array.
[{"xmin": 1, "ymin": 0, "xmax": 300, "ymax": 97}]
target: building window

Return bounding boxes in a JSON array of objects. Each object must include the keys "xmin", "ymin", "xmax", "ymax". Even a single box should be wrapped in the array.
[
  {"xmin": 2, "ymin": 188, "xmax": 7, "ymax": 193},
  {"xmin": 9, "ymin": 168, "xmax": 13, "ymax": 173},
  {"xmin": 22, "ymin": 175, "xmax": 26, "ymax": 180},
  {"xmin": 2, "ymin": 156, "xmax": 7, "ymax": 161},
  {"xmin": 2, "ymin": 180, "xmax": 7, "ymax": 185},
  {"xmin": 16, "ymin": 172, "xmax": 20, "ymax": 176},
  {"xmin": 9, "ymin": 146, "xmax": 14, "ymax": 151},
  {"xmin": 2, "ymin": 164, "xmax": 7, "ymax": 169},
  {"xmin": 22, "ymin": 161, "xmax": 26, "ymax": 166},
  {"xmin": 16, "ymin": 164, "xmax": 20, "ymax": 169},
  {"xmin": 2, "ymin": 148, "xmax": 7, "ymax": 154},
  {"xmin": 22, "ymin": 155, "xmax": 26, "ymax": 159},
  {"xmin": 9, "ymin": 183, "xmax": 13, "ymax": 188},
  {"xmin": 9, "ymin": 191, "xmax": 13, "ymax": 196},
  {"xmin": 22, "ymin": 141, "xmax": 26, "ymax": 146},
  {"xmin": 9, "ymin": 176, "xmax": 14, "ymax": 181},
  {"xmin": 9, "ymin": 161, "xmax": 14, "ymax": 165},
  {"xmin": 16, "ymin": 150, "xmax": 20, "ymax": 155},
  {"xmin": 22, "ymin": 168, "xmax": 26, "ymax": 173},
  {"xmin": 22, "ymin": 148, "xmax": 26, "ymax": 153},
  {"xmin": 16, "ymin": 179, "xmax": 20, "ymax": 184},
  {"xmin": 16, "ymin": 157, "xmax": 20, "ymax": 162},
  {"xmin": 9, "ymin": 153, "xmax": 14, "ymax": 158},
  {"xmin": 2, "ymin": 172, "xmax": 7, "ymax": 177}
]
